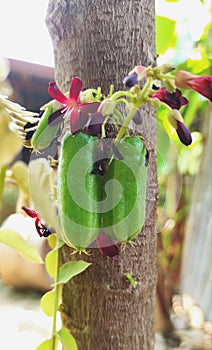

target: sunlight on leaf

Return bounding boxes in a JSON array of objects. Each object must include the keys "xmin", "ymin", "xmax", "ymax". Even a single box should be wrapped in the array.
[
  {"xmin": 0, "ymin": 228, "xmax": 43, "ymax": 263},
  {"xmin": 40, "ymin": 289, "xmax": 56, "ymax": 317},
  {"xmin": 47, "ymin": 234, "xmax": 57, "ymax": 249},
  {"xmin": 36, "ymin": 338, "xmax": 51, "ymax": 350},
  {"xmin": 58, "ymin": 260, "xmax": 91, "ymax": 284},
  {"xmin": 56, "ymin": 327, "xmax": 78, "ymax": 350},
  {"xmin": 45, "ymin": 249, "xmax": 57, "ymax": 279}
]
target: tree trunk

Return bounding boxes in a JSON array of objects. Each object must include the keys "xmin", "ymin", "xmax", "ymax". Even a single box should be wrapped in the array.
[{"xmin": 46, "ymin": 1, "xmax": 158, "ymax": 349}]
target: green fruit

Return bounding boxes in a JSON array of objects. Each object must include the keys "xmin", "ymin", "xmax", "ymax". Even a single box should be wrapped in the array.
[
  {"xmin": 103, "ymin": 136, "xmax": 147, "ymax": 242},
  {"xmin": 57, "ymin": 131, "xmax": 102, "ymax": 249}
]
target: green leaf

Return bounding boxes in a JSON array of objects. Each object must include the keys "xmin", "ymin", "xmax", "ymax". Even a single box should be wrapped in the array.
[
  {"xmin": 125, "ymin": 273, "xmax": 137, "ymax": 287},
  {"xmin": 56, "ymin": 327, "xmax": 78, "ymax": 350},
  {"xmin": 45, "ymin": 249, "xmax": 57, "ymax": 279},
  {"xmin": 0, "ymin": 228, "xmax": 43, "ymax": 263},
  {"xmin": 58, "ymin": 260, "xmax": 91, "ymax": 284},
  {"xmin": 156, "ymin": 16, "xmax": 177, "ymax": 54},
  {"xmin": 36, "ymin": 338, "xmax": 51, "ymax": 350},
  {"xmin": 40, "ymin": 289, "xmax": 56, "ymax": 317}
]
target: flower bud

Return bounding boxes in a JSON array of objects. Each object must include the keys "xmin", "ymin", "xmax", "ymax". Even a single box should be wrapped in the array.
[
  {"xmin": 163, "ymin": 79, "xmax": 176, "ymax": 94},
  {"xmin": 157, "ymin": 63, "xmax": 175, "ymax": 74},
  {"xmin": 98, "ymin": 99, "xmax": 116, "ymax": 115},
  {"xmin": 176, "ymin": 120, "xmax": 192, "ymax": 146},
  {"xmin": 123, "ymin": 72, "xmax": 138, "ymax": 88}
]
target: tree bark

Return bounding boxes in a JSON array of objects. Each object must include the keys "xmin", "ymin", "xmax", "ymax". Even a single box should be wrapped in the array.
[{"xmin": 46, "ymin": 1, "xmax": 158, "ymax": 349}]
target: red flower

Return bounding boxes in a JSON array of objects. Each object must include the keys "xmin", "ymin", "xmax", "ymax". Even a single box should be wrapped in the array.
[
  {"xmin": 96, "ymin": 231, "xmax": 119, "ymax": 261},
  {"xmin": 151, "ymin": 88, "xmax": 188, "ymax": 110},
  {"xmin": 21, "ymin": 206, "xmax": 52, "ymax": 237},
  {"xmin": 48, "ymin": 77, "xmax": 100, "ymax": 133},
  {"xmin": 175, "ymin": 70, "xmax": 212, "ymax": 102}
]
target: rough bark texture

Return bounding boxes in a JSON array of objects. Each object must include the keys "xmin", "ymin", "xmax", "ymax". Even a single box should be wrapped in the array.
[{"xmin": 46, "ymin": 1, "xmax": 158, "ymax": 349}]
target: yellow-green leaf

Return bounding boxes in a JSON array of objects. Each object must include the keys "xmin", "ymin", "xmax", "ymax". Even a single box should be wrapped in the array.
[
  {"xmin": 36, "ymin": 338, "xmax": 51, "ymax": 350},
  {"xmin": 40, "ymin": 289, "xmax": 56, "ymax": 317},
  {"xmin": 58, "ymin": 260, "xmax": 91, "ymax": 284},
  {"xmin": 45, "ymin": 249, "xmax": 57, "ymax": 279},
  {"xmin": 56, "ymin": 327, "xmax": 78, "ymax": 350},
  {"xmin": 0, "ymin": 228, "xmax": 43, "ymax": 263}
]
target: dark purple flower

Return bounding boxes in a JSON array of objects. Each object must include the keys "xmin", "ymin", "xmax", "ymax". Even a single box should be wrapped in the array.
[
  {"xmin": 21, "ymin": 206, "xmax": 52, "ymax": 238},
  {"xmin": 86, "ymin": 112, "xmax": 105, "ymax": 136},
  {"xmin": 151, "ymin": 88, "xmax": 188, "ymax": 110},
  {"xmin": 176, "ymin": 120, "xmax": 192, "ymax": 146},
  {"xmin": 96, "ymin": 231, "xmax": 119, "ymax": 261},
  {"xmin": 48, "ymin": 77, "xmax": 99, "ymax": 133}
]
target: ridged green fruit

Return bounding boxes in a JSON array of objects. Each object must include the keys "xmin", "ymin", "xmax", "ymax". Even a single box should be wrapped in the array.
[
  {"xmin": 57, "ymin": 132, "xmax": 102, "ymax": 249},
  {"xmin": 103, "ymin": 136, "xmax": 147, "ymax": 242}
]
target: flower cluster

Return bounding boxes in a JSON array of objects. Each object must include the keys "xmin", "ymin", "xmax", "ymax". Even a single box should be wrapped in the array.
[
  {"xmin": 123, "ymin": 65, "xmax": 211, "ymax": 146},
  {"xmin": 21, "ymin": 64, "xmax": 211, "ymax": 260}
]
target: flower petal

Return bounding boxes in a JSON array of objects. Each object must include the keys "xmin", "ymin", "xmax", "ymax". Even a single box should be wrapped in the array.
[
  {"xmin": 70, "ymin": 108, "xmax": 82, "ymax": 134},
  {"xmin": 80, "ymin": 102, "xmax": 100, "ymax": 114},
  {"xmin": 96, "ymin": 231, "xmax": 119, "ymax": 261},
  {"xmin": 21, "ymin": 206, "xmax": 38, "ymax": 219},
  {"xmin": 48, "ymin": 82, "xmax": 68, "ymax": 105},
  {"xmin": 189, "ymin": 76, "xmax": 212, "ymax": 102},
  {"xmin": 87, "ymin": 112, "xmax": 105, "ymax": 136},
  {"xmin": 69, "ymin": 77, "xmax": 83, "ymax": 101}
]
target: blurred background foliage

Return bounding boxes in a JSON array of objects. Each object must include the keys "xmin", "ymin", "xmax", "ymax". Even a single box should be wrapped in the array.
[{"xmin": 155, "ymin": 0, "xmax": 211, "ymax": 331}]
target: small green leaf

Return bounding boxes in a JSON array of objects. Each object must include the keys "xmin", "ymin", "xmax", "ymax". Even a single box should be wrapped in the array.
[
  {"xmin": 40, "ymin": 289, "xmax": 56, "ymax": 317},
  {"xmin": 36, "ymin": 338, "xmax": 51, "ymax": 350},
  {"xmin": 45, "ymin": 249, "xmax": 57, "ymax": 279},
  {"xmin": 58, "ymin": 260, "xmax": 91, "ymax": 284},
  {"xmin": 125, "ymin": 273, "xmax": 137, "ymax": 287},
  {"xmin": 56, "ymin": 327, "xmax": 78, "ymax": 350},
  {"xmin": 0, "ymin": 228, "xmax": 43, "ymax": 263}
]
